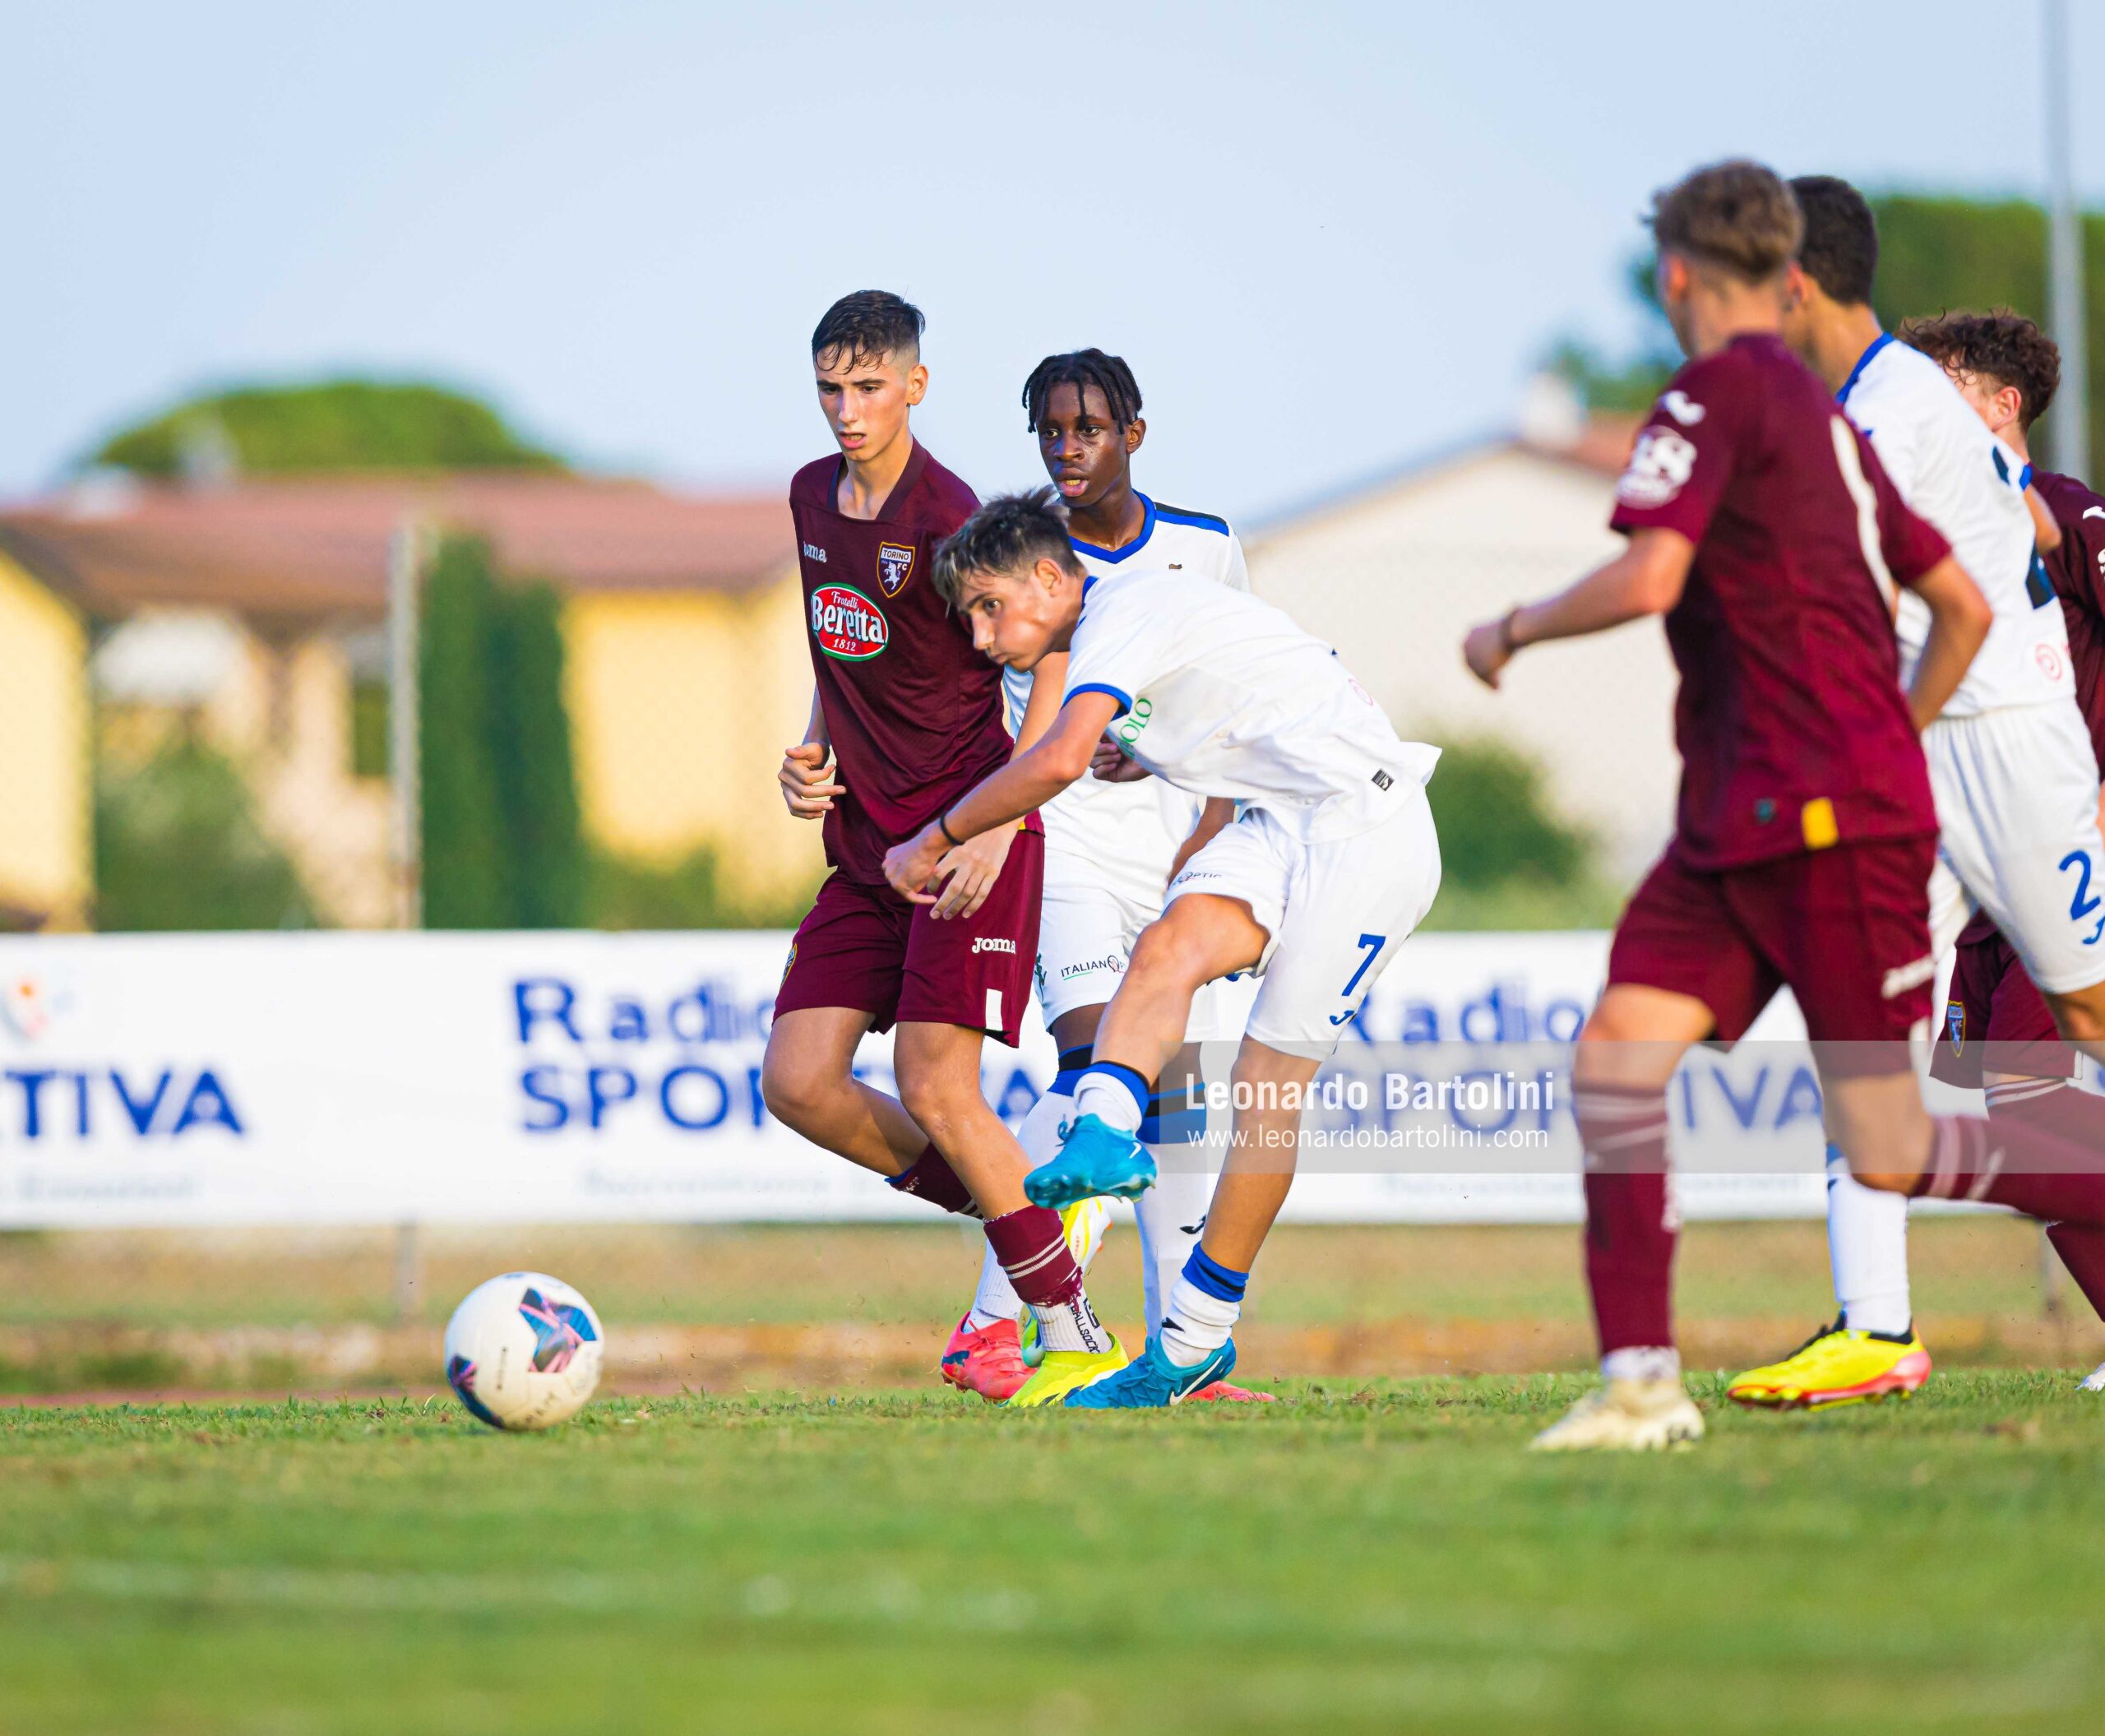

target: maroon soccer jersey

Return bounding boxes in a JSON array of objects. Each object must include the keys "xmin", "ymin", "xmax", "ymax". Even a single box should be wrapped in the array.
[
  {"xmin": 789, "ymin": 442, "xmax": 1011, "ymax": 884},
  {"xmin": 2036, "ymin": 469, "xmax": 2105, "ymax": 767},
  {"xmin": 1608, "ymin": 333, "xmax": 1950, "ymax": 871}
]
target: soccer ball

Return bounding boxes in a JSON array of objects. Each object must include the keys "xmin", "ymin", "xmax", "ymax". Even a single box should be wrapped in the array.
[{"xmin": 444, "ymin": 1271, "xmax": 604, "ymax": 1431}]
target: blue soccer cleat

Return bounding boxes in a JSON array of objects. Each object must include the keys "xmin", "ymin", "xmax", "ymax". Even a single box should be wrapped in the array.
[
  {"xmin": 1025, "ymin": 1112, "xmax": 1157, "ymax": 1207},
  {"xmin": 1064, "ymin": 1331, "xmax": 1236, "ymax": 1408}
]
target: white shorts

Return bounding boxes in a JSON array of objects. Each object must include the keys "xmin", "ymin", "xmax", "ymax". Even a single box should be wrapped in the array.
[
  {"xmin": 1925, "ymin": 699, "xmax": 2105, "ymax": 994},
  {"xmin": 1164, "ymin": 794, "xmax": 1442, "ymax": 1055},
  {"xmin": 1035, "ymin": 847, "xmax": 1247, "ymax": 1040}
]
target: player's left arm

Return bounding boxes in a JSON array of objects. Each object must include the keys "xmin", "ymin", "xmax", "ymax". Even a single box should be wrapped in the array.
[
  {"xmin": 923, "ymin": 651, "xmax": 1073, "ymax": 919},
  {"xmin": 882, "ymin": 692, "xmax": 1124, "ymax": 906},
  {"xmin": 1463, "ymin": 530, "xmax": 1693, "ymax": 688}
]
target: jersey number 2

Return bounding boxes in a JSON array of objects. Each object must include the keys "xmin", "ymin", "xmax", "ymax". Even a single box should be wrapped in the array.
[
  {"xmin": 2060, "ymin": 850, "xmax": 2105, "ymax": 945},
  {"xmin": 1328, "ymin": 933, "xmax": 1387, "ymax": 1025}
]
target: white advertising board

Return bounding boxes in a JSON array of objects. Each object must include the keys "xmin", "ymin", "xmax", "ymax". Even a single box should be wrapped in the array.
[{"xmin": 0, "ymin": 929, "xmax": 1866, "ymax": 1229}]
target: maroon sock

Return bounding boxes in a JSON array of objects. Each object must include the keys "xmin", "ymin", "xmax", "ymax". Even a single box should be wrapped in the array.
[
  {"xmin": 1982, "ymin": 1087, "xmax": 2105, "ymax": 1322},
  {"xmin": 983, "ymin": 1205, "xmax": 1081, "ymax": 1306},
  {"xmin": 886, "ymin": 1146, "xmax": 982, "ymax": 1219},
  {"xmin": 1575, "ymin": 1082, "xmax": 1677, "ymax": 1356},
  {"xmin": 984, "ymin": 1206, "xmax": 1110, "ymax": 1354},
  {"xmin": 1914, "ymin": 1112, "xmax": 2105, "ymax": 1226}
]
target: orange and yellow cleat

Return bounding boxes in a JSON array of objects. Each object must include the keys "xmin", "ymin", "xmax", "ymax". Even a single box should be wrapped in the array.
[{"xmin": 1728, "ymin": 1319, "xmax": 1932, "ymax": 1410}]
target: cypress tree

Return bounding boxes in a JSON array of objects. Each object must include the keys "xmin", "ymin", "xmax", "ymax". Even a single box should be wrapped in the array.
[
  {"xmin": 486, "ymin": 579, "xmax": 585, "ymax": 928},
  {"xmin": 418, "ymin": 536, "xmax": 510, "ymax": 927}
]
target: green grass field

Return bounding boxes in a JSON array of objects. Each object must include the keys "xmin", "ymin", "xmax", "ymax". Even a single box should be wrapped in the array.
[{"xmin": 3, "ymin": 1376, "xmax": 2102, "ymax": 1734}]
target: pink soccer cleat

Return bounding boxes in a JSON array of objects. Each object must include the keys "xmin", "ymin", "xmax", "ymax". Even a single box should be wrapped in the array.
[
  {"xmin": 940, "ymin": 1314, "xmax": 1031, "ymax": 1402},
  {"xmin": 1186, "ymin": 1380, "xmax": 1278, "ymax": 1404}
]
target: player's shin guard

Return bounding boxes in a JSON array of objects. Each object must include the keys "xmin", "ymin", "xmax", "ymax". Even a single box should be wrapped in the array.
[
  {"xmin": 1825, "ymin": 1144, "xmax": 1913, "ymax": 1336},
  {"xmin": 886, "ymin": 1145, "xmax": 983, "ymax": 1218},
  {"xmin": 1985, "ymin": 1081, "xmax": 2105, "ymax": 1323},
  {"xmin": 1912, "ymin": 1113, "xmax": 2105, "ymax": 1227},
  {"xmin": 1575, "ymin": 1082, "xmax": 1677, "ymax": 1363},
  {"xmin": 984, "ymin": 1205, "xmax": 1110, "ymax": 1354},
  {"xmin": 1136, "ymin": 1085, "xmax": 1214, "ymax": 1336}
]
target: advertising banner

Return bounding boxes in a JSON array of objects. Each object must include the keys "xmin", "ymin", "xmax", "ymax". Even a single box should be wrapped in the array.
[{"xmin": 0, "ymin": 929, "xmax": 1945, "ymax": 1228}]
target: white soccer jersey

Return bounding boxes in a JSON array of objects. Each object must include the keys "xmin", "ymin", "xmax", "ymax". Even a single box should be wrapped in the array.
[
  {"xmin": 1002, "ymin": 496, "xmax": 1250, "ymax": 874},
  {"xmin": 1061, "ymin": 568, "xmax": 1438, "ymax": 843},
  {"xmin": 1840, "ymin": 334, "xmax": 2070, "ymax": 715}
]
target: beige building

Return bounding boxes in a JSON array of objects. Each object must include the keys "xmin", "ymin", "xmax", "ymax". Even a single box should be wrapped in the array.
[
  {"xmin": 0, "ymin": 548, "xmax": 91, "ymax": 928},
  {"xmin": 0, "ymin": 477, "xmax": 821, "ymax": 927},
  {"xmin": 1249, "ymin": 409, "xmax": 1680, "ymax": 881}
]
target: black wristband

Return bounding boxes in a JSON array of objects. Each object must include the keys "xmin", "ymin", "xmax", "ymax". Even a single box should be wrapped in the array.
[{"xmin": 937, "ymin": 811, "xmax": 965, "ymax": 848}]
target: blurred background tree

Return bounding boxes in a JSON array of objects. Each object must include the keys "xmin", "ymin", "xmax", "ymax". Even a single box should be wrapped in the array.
[
  {"xmin": 417, "ymin": 537, "xmax": 586, "ymax": 929},
  {"xmin": 1552, "ymin": 195, "xmax": 2105, "ymax": 473},
  {"xmin": 1419, "ymin": 738, "xmax": 1618, "ymax": 931},
  {"xmin": 94, "ymin": 737, "xmax": 317, "ymax": 931},
  {"xmin": 86, "ymin": 380, "xmax": 565, "ymax": 480}
]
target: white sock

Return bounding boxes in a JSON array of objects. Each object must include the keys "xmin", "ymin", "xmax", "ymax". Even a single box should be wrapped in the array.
[
  {"xmin": 965, "ymin": 1090, "xmax": 1071, "ymax": 1330},
  {"xmin": 1073, "ymin": 1071, "xmax": 1145, "ymax": 1135},
  {"xmin": 1825, "ymin": 1142, "xmax": 1912, "ymax": 1336},
  {"xmin": 1159, "ymin": 1271, "xmax": 1240, "ymax": 1366},
  {"xmin": 1029, "ymin": 1291, "xmax": 1112, "ymax": 1354},
  {"xmin": 1601, "ymin": 1346, "xmax": 1680, "ymax": 1383},
  {"xmin": 1135, "ymin": 1160, "xmax": 1214, "ymax": 1338}
]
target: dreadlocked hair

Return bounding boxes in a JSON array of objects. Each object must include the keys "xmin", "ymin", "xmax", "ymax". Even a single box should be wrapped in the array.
[{"xmin": 1022, "ymin": 349, "xmax": 1143, "ymax": 432}]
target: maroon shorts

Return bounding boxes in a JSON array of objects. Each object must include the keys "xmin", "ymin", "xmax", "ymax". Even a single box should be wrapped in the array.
[
  {"xmin": 1608, "ymin": 837, "xmax": 1936, "ymax": 1076},
  {"xmin": 775, "ymin": 829, "xmax": 1043, "ymax": 1048},
  {"xmin": 1930, "ymin": 922, "xmax": 2073, "ymax": 1090}
]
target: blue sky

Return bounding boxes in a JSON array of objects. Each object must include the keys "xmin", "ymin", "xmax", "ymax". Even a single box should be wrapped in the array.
[{"xmin": 7, "ymin": 2, "xmax": 2101, "ymax": 521}]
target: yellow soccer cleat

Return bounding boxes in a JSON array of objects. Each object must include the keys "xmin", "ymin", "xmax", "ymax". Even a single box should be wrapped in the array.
[
  {"xmin": 1005, "ymin": 1333, "xmax": 1128, "ymax": 1409},
  {"xmin": 1529, "ymin": 1377, "xmax": 1705, "ymax": 1452},
  {"xmin": 1727, "ymin": 1319, "xmax": 1931, "ymax": 1410}
]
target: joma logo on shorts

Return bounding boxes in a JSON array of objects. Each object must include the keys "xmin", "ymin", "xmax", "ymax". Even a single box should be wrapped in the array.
[{"xmin": 972, "ymin": 937, "xmax": 1017, "ymax": 956}]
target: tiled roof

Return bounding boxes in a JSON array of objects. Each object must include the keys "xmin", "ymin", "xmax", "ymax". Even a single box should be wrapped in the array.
[{"xmin": 0, "ymin": 475, "xmax": 793, "ymax": 618}]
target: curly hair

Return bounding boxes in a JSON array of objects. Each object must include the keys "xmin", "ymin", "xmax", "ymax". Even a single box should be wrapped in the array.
[
  {"xmin": 1022, "ymin": 349, "xmax": 1143, "ymax": 431},
  {"xmin": 932, "ymin": 487, "xmax": 1083, "ymax": 607},
  {"xmin": 812, "ymin": 290, "xmax": 924, "ymax": 368},
  {"xmin": 1899, "ymin": 309, "xmax": 2061, "ymax": 429},
  {"xmin": 1649, "ymin": 160, "xmax": 1802, "ymax": 285}
]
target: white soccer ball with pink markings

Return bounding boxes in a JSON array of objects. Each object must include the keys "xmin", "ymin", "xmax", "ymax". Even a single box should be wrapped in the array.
[{"xmin": 444, "ymin": 1271, "xmax": 604, "ymax": 1431}]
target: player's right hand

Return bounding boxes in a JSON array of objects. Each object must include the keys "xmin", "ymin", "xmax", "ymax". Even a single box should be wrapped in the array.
[
  {"xmin": 779, "ymin": 742, "xmax": 844, "ymax": 819},
  {"xmin": 1090, "ymin": 736, "xmax": 1151, "ymax": 784}
]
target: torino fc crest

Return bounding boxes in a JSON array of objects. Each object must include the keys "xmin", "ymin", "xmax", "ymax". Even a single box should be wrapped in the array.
[{"xmin": 877, "ymin": 541, "xmax": 914, "ymax": 596}]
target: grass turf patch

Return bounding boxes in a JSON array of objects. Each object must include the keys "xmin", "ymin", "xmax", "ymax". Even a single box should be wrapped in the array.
[{"xmin": 1, "ymin": 1374, "xmax": 2100, "ymax": 1734}]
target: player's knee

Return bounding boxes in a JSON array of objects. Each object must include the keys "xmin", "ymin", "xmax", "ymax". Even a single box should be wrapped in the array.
[
  {"xmin": 759, "ymin": 1043, "xmax": 833, "ymax": 1135},
  {"xmin": 895, "ymin": 1065, "xmax": 970, "ymax": 1146},
  {"xmin": 1129, "ymin": 909, "xmax": 1213, "ymax": 992}
]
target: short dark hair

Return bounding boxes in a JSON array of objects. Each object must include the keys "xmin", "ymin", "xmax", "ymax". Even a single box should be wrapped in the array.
[
  {"xmin": 932, "ymin": 487, "xmax": 1083, "ymax": 607},
  {"xmin": 1649, "ymin": 160, "xmax": 1802, "ymax": 284},
  {"xmin": 1022, "ymin": 349, "xmax": 1143, "ymax": 430},
  {"xmin": 811, "ymin": 290, "xmax": 925, "ymax": 368},
  {"xmin": 1790, "ymin": 175, "xmax": 1878, "ymax": 306},
  {"xmin": 1899, "ymin": 309, "xmax": 2061, "ymax": 429}
]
